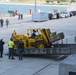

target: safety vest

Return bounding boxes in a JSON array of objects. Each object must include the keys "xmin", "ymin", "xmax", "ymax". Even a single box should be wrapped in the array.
[{"xmin": 8, "ymin": 40, "xmax": 14, "ymax": 48}]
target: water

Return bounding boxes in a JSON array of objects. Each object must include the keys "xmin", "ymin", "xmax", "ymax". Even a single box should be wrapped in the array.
[{"xmin": 0, "ymin": 4, "xmax": 67, "ymax": 14}]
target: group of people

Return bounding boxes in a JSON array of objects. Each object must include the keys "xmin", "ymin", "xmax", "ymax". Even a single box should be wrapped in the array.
[
  {"xmin": 0, "ymin": 37, "xmax": 24, "ymax": 60},
  {"xmin": 0, "ymin": 30, "xmax": 38, "ymax": 59},
  {"xmin": 0, "ymin": 18, "xmax": 9, "ymax": 28},
  {"xmin": 8, "ymin": 38, "xmax": 24, "ymax": 60},
  {"xmin": 0, "ymin": 12, "xmax": 24, "ymax": 28}
]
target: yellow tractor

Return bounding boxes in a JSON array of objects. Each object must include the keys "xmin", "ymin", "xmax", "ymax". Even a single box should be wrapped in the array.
[{"xmin": 12, "ymin": 28, "xmax": 64, "ymax": 50}]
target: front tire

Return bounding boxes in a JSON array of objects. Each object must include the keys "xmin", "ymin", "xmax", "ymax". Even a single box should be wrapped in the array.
[{"xmin": 36, "ymin": 41, "xmax": 46, "ymax": 48}]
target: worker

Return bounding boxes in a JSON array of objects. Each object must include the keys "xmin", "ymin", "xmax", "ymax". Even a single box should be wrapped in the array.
[
  {"xmin": 8, "ymin": 38, "xmax": 15, "ymax": 59},
  {"xmin": 31, "ymin": 30, "xmax": 37, "ymax": 38},
  {"xmin": 20, "ymin": 12, "xmax": 23, "ymax": 20},
  {"xmin": 0, "ymin": 39, "xmax": 5, "ymax": 58},
  {"xmin": 0, "ymin": 18, "xmax": 4, "ymax": 27},
  {"xmin": 17, "ymin": 38, "xmax": 24, "ymax": 60},
  {"xmin": 12, "ymin": 30, "xmax": 16, "ymax": 38},
  {"xmin": 5, "ymin": 19, "xmax": 9, "ymax": 27},
  {"xmin": 18, "ymin": 13, "xmax": 20, "ymax": 20}
]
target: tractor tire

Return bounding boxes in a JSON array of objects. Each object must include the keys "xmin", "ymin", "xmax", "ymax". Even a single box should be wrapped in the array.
[{"xmin": 35, "ymin": 41, "xmax": 47, "ymax": 48}]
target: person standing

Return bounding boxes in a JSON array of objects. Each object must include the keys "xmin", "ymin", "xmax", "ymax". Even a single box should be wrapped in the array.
[
  {"xmin": 8, "ymin": 38, "xmax": 15, "ymax": 59},
  {"xmin": 18, "ymin": 13, "xmax": 20, "ymax": 20},
  {"xmin": 5, "ymin": 19, "xmax": 9, "ymax": 27},
  {"xmin": 12, "ymin": 30, "xmax": 16, "ymax": 38},
  {"xmin": 17, "ymin": 38, "xmax": 24, "ymax": 60},
  {"xmin": 20, "ymin": 12, "xmax": 23, "ymax": 20},
  {"xmin": 0, "ymin": 39, "xmax": 5, "ymax": 58},
  {"xmin": 0, "ymin": 18, "xmax": 4, "ymax": 27}
]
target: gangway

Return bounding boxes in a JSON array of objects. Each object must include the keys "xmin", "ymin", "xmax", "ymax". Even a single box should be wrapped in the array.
[{"xmin": 15, "ymin": 44, "xmax": 76, "ymax": 55}]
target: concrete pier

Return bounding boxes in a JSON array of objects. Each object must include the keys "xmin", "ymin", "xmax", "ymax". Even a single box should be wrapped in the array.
[
  {"xmin": 0, "ymin": 15, "xmax": 76, "ymax": 75},
  {"xmin": 59, "ymin": 54, "xmax": 76, "ymax": 75}
]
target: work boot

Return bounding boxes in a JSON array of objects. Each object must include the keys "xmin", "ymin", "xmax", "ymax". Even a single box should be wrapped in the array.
[
  {"xmin": 11, "ymin": 58, "xmax": 15, "ymax": 60},
  {"xmin": 1, "ymin": 55, "xmax": 3, "ymax": 58},
  {"xmin": 9, "ymin": 57, "xmax": 10, "ymax": 59},
  {"xmin": 1, "ymin": 56, "xmax": 3, "ymax": 58},
  {"xmin": 21, "ymin": 58, "xmax": 23, "ymax": 60}
]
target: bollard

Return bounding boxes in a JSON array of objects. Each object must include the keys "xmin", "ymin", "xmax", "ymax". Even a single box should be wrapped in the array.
[{"xmin": 0, "ymin": 14, "xmax": 2, "ymax": 17}]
